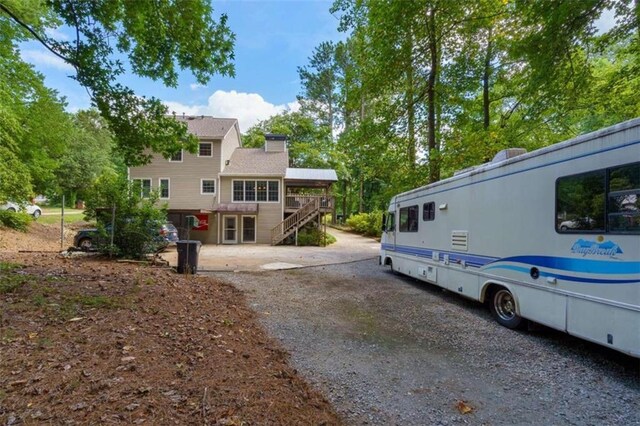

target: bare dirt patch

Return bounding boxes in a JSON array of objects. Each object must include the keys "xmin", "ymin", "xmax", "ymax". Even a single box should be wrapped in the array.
[
  {"xmin": 0, "ymin": 221, "xmax": 81, "ymax": 252},
  {"xmin": 0, "ymin": 225, "xmax": 339, "ymax": 424}
]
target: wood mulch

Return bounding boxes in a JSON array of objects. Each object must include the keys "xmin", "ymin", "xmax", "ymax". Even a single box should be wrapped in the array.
[{"xmin": 0, "ymin": 225, "xmax": 340, "ymax": 424}]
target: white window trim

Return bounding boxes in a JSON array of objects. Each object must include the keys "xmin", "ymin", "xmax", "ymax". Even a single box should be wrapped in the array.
[
  {"xmin": 241, "ymin": 215, "xmax": 257, "ymax": 243},
  {"xmin": 200, "ymin": 178, "xmax": 217, "ymax": 195},
  {"xmin": 133, "ymin": 178, "xmax": 152, "ymax": 198},
  {"xmin": 159, "ymin": 178, "xmax": 170, "ymax": 199},
  {"xmin": 198, "ymin": 142, "xmax": 213, "ymax": 157},
  {"xmin": 232, "ymin": 179, "xmax": 280, "ymax": 203},
  {"xmin": 169, "ymin": 149, "xmax": 183, "ymax": 162}
]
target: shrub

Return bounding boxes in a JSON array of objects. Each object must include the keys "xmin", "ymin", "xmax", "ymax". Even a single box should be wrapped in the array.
[
  {"xmin": 85, "ymin": 171, "xmax": 168, "ymax": 259},
  {"xmin": 296, "ymin": 227, "xmax": 336, "ymax": 246},
  {"xmin": 0, "ymin": 210, "xmax": 32, "ymax": 232},
  {"xmin": 345, "ymin": 210, "xmax": 383, "ymax": 237}
]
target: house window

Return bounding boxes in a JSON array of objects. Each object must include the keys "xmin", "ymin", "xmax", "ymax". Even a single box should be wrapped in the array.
[
  {"xmin": 201, "ymin": 179, "xmax": 216, "ymax": 195},
  {"xmin": 133, "ymin": 178, "xmax": 152, "ymax": 198},
  {"xmin": 233, "ymin": 180, "xmax": 279, "ymax": 202},
  {"xmin": 556, "ymin": 161, "xmax": 639, "ymax": 234},
  {"xmin": 399, "ymin": 205, "xmax": 419, "ymax": 232},
  {"xmin": 245, "ymin": 181, "xmax": 256, "ymax": 201},
  {"xmin": 268, "ymin": 181, "xmax": 279, "ymax": 202},
  {"xmin": 198, "ymin": 142, "xmax": 212, "ymax": 157},
  {"xmin": 423, "ymin": 202, "xmax": 435, "ymax": 221},
  {"xmin": 170, "ymin": 150, "xmax": 183, "ymax": 162},
  {"xmin": 233, "ymin": 181, "xmax": 244, "ymax": 201},
  {"xmin": 159, "ymin": 178, "xmax": 170, "ymax": 199},
  {"xmin": 256, "ymin": 180, "xmax": 267, "ymax": 201}
]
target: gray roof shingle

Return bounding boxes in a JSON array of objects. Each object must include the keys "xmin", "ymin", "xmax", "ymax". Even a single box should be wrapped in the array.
[
  {"xmin": 173, "ymin": 115, "xmax": 238, "ymax": 139},
  {"xmin": 221, "ymin": 149, "xmax": 289, "ymax": 176}
]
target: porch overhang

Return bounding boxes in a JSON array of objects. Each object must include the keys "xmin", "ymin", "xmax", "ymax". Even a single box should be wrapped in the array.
[
  {"xmin": 210, "ymin": 203, "xmax": 259, "ymax": 214},
  {"xmin": 284, "ymin": 168, "xmax": 338, "ymax": 188}
]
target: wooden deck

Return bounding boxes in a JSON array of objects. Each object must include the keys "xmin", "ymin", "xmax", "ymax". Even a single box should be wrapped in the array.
[{"xmin": 284, "ymin": 195, "xmax": 333, "ymax": 213}]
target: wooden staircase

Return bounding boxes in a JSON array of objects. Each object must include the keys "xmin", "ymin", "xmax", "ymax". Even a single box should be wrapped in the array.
[{"xmin": 271, "ymin": 198, "xmax": 321, "ymax": 245}]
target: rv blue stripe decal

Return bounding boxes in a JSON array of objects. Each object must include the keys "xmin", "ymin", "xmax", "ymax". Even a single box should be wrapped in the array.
[
  {"xmin": 381, "ymin": 244, "xmax": 498, "ymax": 267},
  {"xmin": 382, "ymin": 244, "xmax": 640, "ymax": 282},
  {"xmin": 484, "ymin": 265, "xmax": 640, "ymax": 284},
  {"xmin": 491, "ymin": 256, "xmax": 640, "ymax": 275}
]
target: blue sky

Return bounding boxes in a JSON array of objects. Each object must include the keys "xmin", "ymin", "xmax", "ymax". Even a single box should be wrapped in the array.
[{"xmin": 19, "ymin": 0, "xmax": 344, "ymax": 131}]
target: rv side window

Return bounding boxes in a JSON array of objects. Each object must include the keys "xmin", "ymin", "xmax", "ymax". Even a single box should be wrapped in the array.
[
  {"xmin": 423, "ymin": 202, "xmax": 435, "ymax": 221},
  {"xmin": 556, "ymin": 170, "xmax": 606, "ymax": 233},
  {"xmin": 399, "ymin": 205, "xmax": 419, "ymax": 232},
  {"xmin": 607, "ymin": 162, "xmax": 639, "ymax": 233}
]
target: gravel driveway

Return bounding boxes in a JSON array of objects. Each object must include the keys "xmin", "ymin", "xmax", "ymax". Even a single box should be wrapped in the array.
[{"xmin": 213, "ymin": 260, "xmax": 640, "ymax": 425}]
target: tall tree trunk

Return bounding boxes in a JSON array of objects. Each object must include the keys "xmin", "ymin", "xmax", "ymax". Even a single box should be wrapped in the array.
[
  {"xmin": 483, "ymin": 27, "xmax": 493, "ymax": 131},
  {"xmin": 342, "ymin": 180, "xmax": 348, "ymax": 222},
  {"xmin": 405, "ymin": 31, "xmax": 416, "ymax": 167},
  {"xmin": 359, "ymin": 175, "xmax": 364, "ymax": 213},
  {"xmin": 427, "ymin": 7, "xmax": 440, "ymax": 183}
]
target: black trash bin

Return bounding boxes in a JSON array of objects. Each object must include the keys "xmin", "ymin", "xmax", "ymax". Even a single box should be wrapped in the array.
[{"xmin": 176, "ymin": 240, "xmax": 201, "ymax": 274}]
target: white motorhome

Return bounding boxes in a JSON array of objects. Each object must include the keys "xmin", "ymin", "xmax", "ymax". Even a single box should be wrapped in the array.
[{"xmin": 380, "ymin": 119, "xmax": 640, "ymax": 357}]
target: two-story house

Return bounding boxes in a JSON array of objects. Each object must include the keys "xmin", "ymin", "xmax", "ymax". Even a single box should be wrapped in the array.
[{"xmin": 128, "ymin": 116, "xmax": 336, "ymax": 245}]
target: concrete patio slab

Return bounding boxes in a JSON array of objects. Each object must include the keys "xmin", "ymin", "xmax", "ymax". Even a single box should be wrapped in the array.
[{"xmin": 159, "ymin": 227, "xmax": 380, "ymax": 272}]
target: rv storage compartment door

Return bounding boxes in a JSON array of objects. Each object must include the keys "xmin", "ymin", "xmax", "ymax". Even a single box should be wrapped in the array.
[{"xmin": 418, "ymin": 266, "xmax": 437, "ymax": 283}]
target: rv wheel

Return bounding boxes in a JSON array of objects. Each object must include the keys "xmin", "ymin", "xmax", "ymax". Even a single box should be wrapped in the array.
[{"xmin": 489, "ymin": 288, "xmax": 525, "ymax": 329}]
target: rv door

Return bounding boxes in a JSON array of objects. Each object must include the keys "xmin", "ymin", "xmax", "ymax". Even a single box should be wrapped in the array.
[{"xmin": 385, "ymin": 210, "xmax": 396, "ymax": 250}]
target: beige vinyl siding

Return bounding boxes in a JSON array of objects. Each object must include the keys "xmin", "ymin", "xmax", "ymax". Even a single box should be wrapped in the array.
[
  {"xmin": 220, "ymin": 125, "xmax": 241, "ymax": 172},
  {"xmin": 219, "ymin": 176, "xmax": 284, "ymax": 244},
  {"xmin": 255, "ymin": 203, "xmax": 282, "ymax": 243},
  {"xmin": 129, "ymin": 140, "xmax": 222, "ymax": 210}
]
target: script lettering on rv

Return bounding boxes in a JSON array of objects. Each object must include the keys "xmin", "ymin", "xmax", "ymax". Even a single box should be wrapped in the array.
[{"xmin": 570, "ymin": 238, "xmax": 623, "ymax": 257}]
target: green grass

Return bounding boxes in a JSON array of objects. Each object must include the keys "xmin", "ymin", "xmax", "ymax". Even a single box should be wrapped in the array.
[
  {"xmin": 0, "ymin": 274, "xmax": 34, "ymax": 294},
  {"xmin": 38, "ymin": 208, "xmax": 88, "ymax": 225},
  {"xmin": 0, "ymin": 261, "xmax": 22, "ymax": 272}
]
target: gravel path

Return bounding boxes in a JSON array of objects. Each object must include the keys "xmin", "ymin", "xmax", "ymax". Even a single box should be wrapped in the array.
[{"xmin": 212, "ymin": 259, "xmax": 640, "ymax": 425}]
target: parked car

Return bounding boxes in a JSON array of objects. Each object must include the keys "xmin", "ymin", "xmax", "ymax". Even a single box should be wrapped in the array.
[
  {"xmin": 74, "ymin": 222, "xmax": 179, "ymax": 251},
  {"xmin": 559, "ymin": 216, "xmax": 596, "ymax": 231},
  {"xmin": 0, "ymin": 201, "xmax": 42, "ymax": 218}
]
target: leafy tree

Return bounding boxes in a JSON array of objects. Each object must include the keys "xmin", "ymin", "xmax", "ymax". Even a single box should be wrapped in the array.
[
  {"xmin": 297, "ymin": 41, "xmax": 343, "ymax": 131},
  {"xmin": 55, "ymin": 110, "xmax": 118, "ymax": 206},
  {"xmin": 244, "ymin": 112, "xmax": 333, "ymax": 168},
  {"xmin": 84, "ymin": 171, "xmax": 168, "ymax": 259},
  {"xmin": 0, "ymin": 10, "xmax": 70, "ymax": 201},
  {"xmin": 0, "ymin": 0, "xmax": 236, "ymax": 166}
]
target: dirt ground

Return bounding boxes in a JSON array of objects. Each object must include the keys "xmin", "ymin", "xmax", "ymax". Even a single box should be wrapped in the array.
[{"xmin": 0, "ymin": 223, "xmax": 340, "ymax": 424}]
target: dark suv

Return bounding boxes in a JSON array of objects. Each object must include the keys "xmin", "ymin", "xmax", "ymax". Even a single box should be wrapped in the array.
[{"xmin": 74, "ymin": 222, "xmax": 179, "ymax": 251}]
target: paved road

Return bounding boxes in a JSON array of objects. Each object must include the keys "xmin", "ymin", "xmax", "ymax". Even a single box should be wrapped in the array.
[
  {"xmin": 213, "ymin": 260, "xmax": 640, "ymax": 425},
  {"xmin": 160, "ymin": 227, "xmax": 380, "ymax": 271}
]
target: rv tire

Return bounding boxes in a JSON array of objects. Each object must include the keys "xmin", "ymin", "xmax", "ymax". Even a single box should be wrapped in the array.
[{"xmin": 489, "ymin": 287, "xmax": 525, "ymax": 329}]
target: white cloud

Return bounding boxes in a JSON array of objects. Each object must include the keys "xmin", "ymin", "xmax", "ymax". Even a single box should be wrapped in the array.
[
  {"xmin": 45, "ymin": 27, "xmax": 70, "ymax": 41},
  {"xmin": 189, "ymin": 83, "xmax": 206, "ymax": 91},
  {"xmin": 21, "ymin": 49, "xmax": 75, "ymax": 72},
  {"xmin": 163, "ymin": 90, "xmax": 298, "ymax": 131}
]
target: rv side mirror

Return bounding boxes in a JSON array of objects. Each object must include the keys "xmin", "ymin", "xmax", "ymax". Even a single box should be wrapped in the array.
[{"xmin": 382, "ymin": 213, "xmax": 387, "ymax": 232}]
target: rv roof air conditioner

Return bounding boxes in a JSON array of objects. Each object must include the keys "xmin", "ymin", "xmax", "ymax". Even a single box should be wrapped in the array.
[{"xmin": 491, "ymin": 148, "xmax": 527, "ymax": 163}]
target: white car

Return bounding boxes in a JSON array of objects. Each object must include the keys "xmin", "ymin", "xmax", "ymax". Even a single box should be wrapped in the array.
[
  {"xmin": 559, "ymin": 217, "xmax": 595, "ymax": 231},
  {"xmin": 0, "ymin": 201, "xmax": 42, "ymax": 219}
]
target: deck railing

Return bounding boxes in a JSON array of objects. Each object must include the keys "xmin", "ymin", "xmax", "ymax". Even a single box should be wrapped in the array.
[{"xmin": 285, "ymin": 195, "xmax": 333, "ymax": 211}]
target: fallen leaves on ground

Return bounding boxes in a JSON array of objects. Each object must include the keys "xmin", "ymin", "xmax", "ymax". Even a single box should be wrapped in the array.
[
  {"xmin": 0, "ymin": 252, "xmax": 340, "ymax": 424},
  {"xmin": 456, "ymin": 400, "xmax": 475, "ymax": 415}
]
